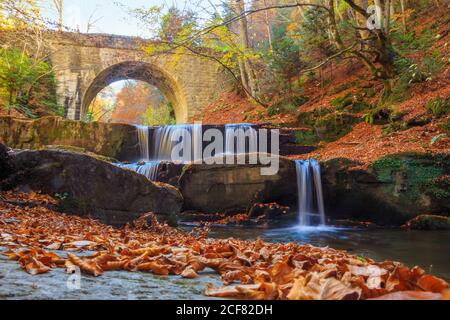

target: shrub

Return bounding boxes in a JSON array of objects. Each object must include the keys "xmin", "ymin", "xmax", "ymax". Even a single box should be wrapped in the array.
[
  {"xmin": 440, "ymin": 117, "xmax": 450, "ymax": 135},
  {"xmin": 267, "ymin": 96, "xmax": 308, "ymax": 116},
  {"xmin": 295, "ymin": 130, "xmax": 320, "ymax": 146},
  {"xmin": 425, "ymin": 97, "xmax": 450, "ymax": 118},
  {"xmin": 330, "ymin": 92, "xmax": 353, "ymax": 109}
]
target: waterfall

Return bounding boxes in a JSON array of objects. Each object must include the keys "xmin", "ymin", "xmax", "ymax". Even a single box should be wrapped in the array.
[
  {"xmin": 119, "ymin": 123, "xmax": 258, "ymax": 181},
  {"xmin": 225, "ymin": 124, "xmax": 258, "ymax": 155},
  {"xmin": 117, "ymin": 161, "xmax": 161, "ymax": 181},
  {"xmin": 152, "ymin": 124, "xmax": 202, "ymax": 162},
  {"xmin": 295, "ymin": 159, "xmax": 326, "ymax": 226},
  {"xmin": 136, "ymin": 125, "xmax": 150, "ymax": 161}
]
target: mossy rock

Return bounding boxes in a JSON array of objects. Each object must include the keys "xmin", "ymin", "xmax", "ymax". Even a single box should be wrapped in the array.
[
  {"xmin": 370, "ymin": 153, "xmax": 450, "ymax": 215},
  {"xmin": 403, "ymin": 215, "xmax": 450, "ymax": 230},
  {"xmin": 314, "ymin": 112, "xmax": 361, "ymax": 140}
]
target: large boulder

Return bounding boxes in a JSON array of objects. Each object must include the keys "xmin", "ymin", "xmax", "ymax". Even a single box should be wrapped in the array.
[
  {"xmin": 0, "ymin": 116, "xmax": 139, "ymax": 161},
  {"xmin": 179, "ymin": 156, "xmax": 297, "ymax": 214},
  {"xmin": 2, "ymin": 149, "xmax": 183, "ymax": 226},
  {"xmin": 321, "ymin": 153, "xmax": 450, "ymax": 225},
  {"xmin": 0, "ymin": 143, "xmax": 15, "ymax": 182},
  {"xmin": 403, "ymin": 215, "xmax": 450, "ymax": 231}
]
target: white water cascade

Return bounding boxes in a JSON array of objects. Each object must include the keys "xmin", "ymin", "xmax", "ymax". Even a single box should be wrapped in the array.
[
  {"xmin": 225, "ymin": 124, "xmax": 258, "ymax": 155},
  {"xmin": 118, "ymin": 123, "xmax": 259, "ymax": 181},
  {"xmin": 116, "ymin": 125, "xmax": 162, "ymax": 181},
  {"xmin": 295, "ymin": 160, "xmax": 326, "ymax": 226},
  {"xmin": 152, "ymin": 124, "xmax": 203, "ymax": 162}
]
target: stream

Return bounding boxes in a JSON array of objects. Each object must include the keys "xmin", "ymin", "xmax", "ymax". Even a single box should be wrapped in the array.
[{"xmin": 1, "ymin": 227, "xmax": 448, "ymax": 300}]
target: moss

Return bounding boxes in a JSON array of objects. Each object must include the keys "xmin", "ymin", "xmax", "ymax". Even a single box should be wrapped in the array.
[
  {"xmin": 314, "ymin": 112, "xmax": 360, "ymax": 140},
  {"xmin": 371, "ymin": 153, "xmax": 449, "ymax": 200},
  {"xmin": 295, "ymin": 130, "xmax": 320, "ymax": 146}
]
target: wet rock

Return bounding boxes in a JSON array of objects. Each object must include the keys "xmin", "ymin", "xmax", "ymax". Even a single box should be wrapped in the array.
[
  {"xmin": 1, "ymin": 149, "xmax": 183, "ymax": 226},
  {"xmin": 0, "ymin": 143, "xmax": 15, "ymax": 183},
  {"xmin": 403, "ymin": 215, "xmax": 450, "ymax": 231},
  {"xmin": 178, "ymin": 155, "xmax": 297, "ymax": 214},
  {"xmin": 321, "ymin": 153, "xmax": 450, "ymax": 225},
  {"xmin": 248, "ymin": 203, "xmax": 291, "ymax": 220},
  {"xmin": 0, "ymin": 116, "xmax": 139, "ymax": 161}
]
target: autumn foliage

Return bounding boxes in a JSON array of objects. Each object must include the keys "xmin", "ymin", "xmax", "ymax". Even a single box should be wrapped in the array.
[{"xmin": 0, "ymin": 192, "xmax": 448, "ymax": 300}]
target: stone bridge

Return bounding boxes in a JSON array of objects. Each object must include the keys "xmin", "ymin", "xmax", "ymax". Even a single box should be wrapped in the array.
[{"xmin": 47, "ymin": 32, "xmax": 232, "ymax": 123}]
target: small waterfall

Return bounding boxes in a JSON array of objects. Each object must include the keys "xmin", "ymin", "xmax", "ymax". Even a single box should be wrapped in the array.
[
  {"xmin": 117, "ymin": 161, "xmax": 161, "ymax": 181},
  {"xmin": 295, "ymin": 159, "xmax": 326, "ymax": 226},
  {"xmin": 225, "ymin": 124, "xmax": 258, "ymax": 155},
  {"xmin": 136, "ymin": 125, "xmax": 150, "ymax": 161},
  {"xmin": 152, "ymin": 124, "xmax": 202, "ymax": 162}
]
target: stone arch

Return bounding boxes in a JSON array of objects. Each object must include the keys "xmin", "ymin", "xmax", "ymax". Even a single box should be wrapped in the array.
[{"xmin": 81, "ymin": 61, "xmax": 188, "ymax": 123}]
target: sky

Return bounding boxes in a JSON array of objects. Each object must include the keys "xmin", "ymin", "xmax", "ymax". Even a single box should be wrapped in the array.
[{"xmin": 38, "ymin": 0, "xmax": 224, "ymax": 38}]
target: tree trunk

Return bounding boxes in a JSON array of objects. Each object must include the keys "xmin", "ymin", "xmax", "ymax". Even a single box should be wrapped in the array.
[
  {"xmin": 400, "ymin": 0, "xmax": 407, "ymax": 32},
  {"xmin": 233, "ymin": 0, "xmax": 259, "ymax": 98},
  {"xmin": 384, "ymin": 0, "xmax": 391, "ymax": 36},
  {"xmin": 355, "ymin": 0, "xmax": 370, "ymax": 40}
]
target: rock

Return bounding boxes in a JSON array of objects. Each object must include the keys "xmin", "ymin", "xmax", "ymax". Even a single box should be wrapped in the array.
[
  {"xmin": 179, "ymin": 156, "xmax": 297, "ymax": 214},
  {"xmin": 321, "ymin": 153, "xmax": 450, "ymax": 225},
  {"xmin": 248, "ymin": 203, "xmax": 291, "ymax": 220},
  {"xmin": 0, "ymin": 143, "xmax": 15, "ymax": 183},
  {"xmin": 403, "ymin": 215, "xmax": 450, "ymax": 231},
  {"xmin": 0, "ymin": 116, "xmax": 139, "ymax": 161},
  {"xmin": 2, "ymin": 149, "xmax": 183, "ymax": 226}
]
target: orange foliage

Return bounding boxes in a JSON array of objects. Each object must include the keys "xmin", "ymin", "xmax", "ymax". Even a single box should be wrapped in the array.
[{"xmin": 1, "ymin": 191, "xmax": 448, "ymax": 300}]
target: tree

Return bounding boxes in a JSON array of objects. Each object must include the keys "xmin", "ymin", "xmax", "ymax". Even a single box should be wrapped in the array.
[
  {"xmin": 141, "ymin": 102, "xmax": 176, "ymax": 126},
  {"xmin": 0, "ymin": 48, "xmax": 58, "ymax": 117},
  {"xmin": 53, "ymin": 0, "xmax": 63, "ymax": 32}
]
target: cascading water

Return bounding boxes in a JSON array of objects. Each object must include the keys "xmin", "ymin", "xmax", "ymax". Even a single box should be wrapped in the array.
[
  {"xmin": 117, "ymin": 161, "xmax": 161, "ymax": 181},
  {"xmin": 118, "ymin": 123, "xmax": 258, "ymax": 181},
  {"xmin": 117, "ymin": 124, "xmax": 203, "ymax": 181},
  {"xmin": 295, "ymin": 159, "xmax": 326, "ymax": 227},
  {"xmin": 225, "ymin": 124, "xmax": 258, "ymax": 155},
  {"xmin": 151, "ymin": 124, "xmax": 202, "ymax": 162},
  {"xmin": 136, "ymin": 125, "xmax": 150, "ymax": 161}
]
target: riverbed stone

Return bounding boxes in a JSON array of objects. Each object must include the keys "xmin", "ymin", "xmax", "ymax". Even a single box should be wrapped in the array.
[
  {"xmin": 0, "ymin": 116, "xmax": 140, "ymax": 161},
  {"xmin": 1, "ymin": 149, "xmax": 183, "ymax": 225},
  {"xmin": 402, "ymin": 215, "xmax": 450, "ymax": 230},
  {"xmin": 0, "ymin": 143, "xmax": 14, "ymax": 182},
  {"xmin": 178, "ymin": 156, "xmax": 297, "ymax": 214}
]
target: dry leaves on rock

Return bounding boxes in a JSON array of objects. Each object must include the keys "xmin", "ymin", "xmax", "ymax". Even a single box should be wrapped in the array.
[{"xmin": 1, "ymin": 191, "xmax": 449, "ymax": 300}]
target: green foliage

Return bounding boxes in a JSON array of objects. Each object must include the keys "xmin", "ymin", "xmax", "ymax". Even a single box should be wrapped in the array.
[
  {"xmin": 331, "ymin": 93, "xmax": 353, "ymax": 109},
  {"xmin": 267, "ymin": 96, "xmax": 308, "ymax": 116},
  {"xmin": 268, "ymin": 22, "xmax": 303, "ymax": 85},
  {"xmin": 440, "ymin": 117, "xmax": 450, "ymax": 135},
  {"xmin": 0, "ymin": 48, "xmax": 60, "ymax": 117},
  {"xmin": 313, "ymin": 112, "xmax": 360, "ymax": 140},
  {"xmin": 333, "ymin": 82, "xmax": 354, "ymax": 94},
  {"xmin": 297, "ymin": 8, "xmax": 335, "ymax": 60},
  {"xmin": 382, "ymin": 121, "xmax": 409, "ymax": 135},
  {"xmin": 331, "ymin": 92, "xmax": 372, "ymax": 113},
  {"xmin": 372, "ymin": 154, "xmax": 449, "ymax": 202},
  {"xmin": 141, "ymin": 102, "xmax": 176, "ymax": 126},
  {"xmin": 425, "ymin": 97, "xmax": 450, "ymax": 118},
  {"xmin": 392, "ymin": 28, "xmax": 436, "ymax": 53},
  {"xmin": 295, "ymin": 130, "xmax": 319, "ymax": 146}
]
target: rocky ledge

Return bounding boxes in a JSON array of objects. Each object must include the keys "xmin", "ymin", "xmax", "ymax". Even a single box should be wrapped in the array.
[{"xmin": 0, "ymin": 144, "xmax": 182, "ymax": 226}]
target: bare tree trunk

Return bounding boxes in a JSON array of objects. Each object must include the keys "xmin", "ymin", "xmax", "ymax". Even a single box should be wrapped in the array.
[
  {"xmin": 400, "ymin": 0, "xmax": 407, "ymax": 32},
  {"xmin": 263, "ymin": 0, "xmax": 274, "ymax": 53},
  {"xmin": 355, "ymin": 0, "xmax": 370, "ymax": 40},
  {"xmin": 233, "ymin": 0, "xmax": 258, "ymax": 98},
  {"xmin": 384, "ymin": 0, "xmax": 391, "ymax": 35},
  {"xmin": 53, "ymin": 0, "xmax": 63, "ymax": 32}
]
